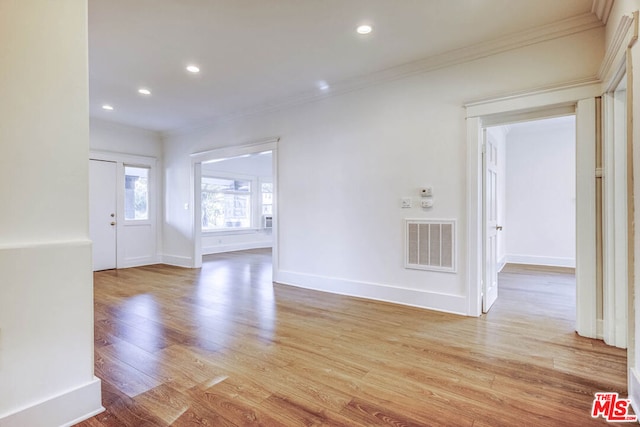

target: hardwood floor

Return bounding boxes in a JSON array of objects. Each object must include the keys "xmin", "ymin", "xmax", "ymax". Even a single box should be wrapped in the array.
[{"xmin": 77, "ymin": 252, "xmax": 628, "ymax": 426}]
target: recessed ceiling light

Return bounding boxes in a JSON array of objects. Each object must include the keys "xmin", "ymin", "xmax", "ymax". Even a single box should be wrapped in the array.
[
  {"xmin": 138, "ymin": 88, "xmax": 151, "ymax": 95},
  {"xmin": 317, "ymin": 80, "xmax": 330, "ymax": 91},
  {"xmin": 102, "ymin": 104, "xmax": 114, "ymax": 111},
  {"xmin": 186, "ymin": 65, "xmax": 200, "ymax": 73},
  {"xmin": 357, "ymin": 25, "xmax": 372, "ymax": 35}
]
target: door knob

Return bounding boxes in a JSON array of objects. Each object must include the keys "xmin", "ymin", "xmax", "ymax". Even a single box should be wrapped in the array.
[
  {"xmin": 110, "ymin": 222, "xmax": 116, "ymax": 226},
  {"xmin": 496, "ymin": 225, "xmax": 503, "ymax": 231}
]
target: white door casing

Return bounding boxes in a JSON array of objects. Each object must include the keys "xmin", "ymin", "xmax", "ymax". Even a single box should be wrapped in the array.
[
  {"xmin": 483, "ymin": 130, "xmax": 499, "ymax": 312},
  {"xmin": 466, "ymin": 83, "xmax": 600, "ymax": 335},
  {"xmin": 89, "ymin": 159, "xmax": 117, "ymax": 271}
]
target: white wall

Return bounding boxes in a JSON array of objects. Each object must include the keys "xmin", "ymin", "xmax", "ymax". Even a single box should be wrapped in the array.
[
  {"xmin": 504, "ymin": 116, "xmax": 577, "ymax": 268},
  {"xmin": 201, "ymin": 153, "xmax": 273, "ymax": 254},
  {"xmin": 90, "ymin": 118, "xmax": 163, "ymax": 158},
  {"xmin": 162, "ymin": 27, "xmax": 603, "ymax": 315},
  {"xmin": 0, "ymin": 1, "xmax": 102, "ymax": 425}
]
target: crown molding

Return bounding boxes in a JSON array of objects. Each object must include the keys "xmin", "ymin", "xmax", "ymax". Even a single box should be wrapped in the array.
[
  {"xmin": 592, "ymin": 0, "xmax": 614, "ymax": 24},
  {"xmin": 598, "ymin": 13, "xmax": 636, "ymax": 86},
  {"xmin": 166, "ymin": 12, "xmax": 603, "ymax": 138}
]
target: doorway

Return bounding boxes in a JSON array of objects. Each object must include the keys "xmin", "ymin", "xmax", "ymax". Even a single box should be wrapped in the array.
[
  {"xmin": 191, "ymin": 138, "xmax": 279, "ymax": 272},
  {"xmin": 467, "ymin": 97, "xmax": 598, "ymax": 339},
  {"xmin": 483, "ymin": 116, "xmax": 577, "ymax": 315}
]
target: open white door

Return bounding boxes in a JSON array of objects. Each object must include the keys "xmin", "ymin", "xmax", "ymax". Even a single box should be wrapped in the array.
[
  {"xmin": 90, "ymin": 159, "xmax": 117, "ymax": 271},
  {"xmin": 483, "ymin": 130, "xmax": 500, "ymax": 312}
]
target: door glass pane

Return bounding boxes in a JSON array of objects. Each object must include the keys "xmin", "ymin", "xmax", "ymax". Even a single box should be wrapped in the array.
[{"xmin": 124, "ymin": 166, "xmax": 149, "ymax": 220}]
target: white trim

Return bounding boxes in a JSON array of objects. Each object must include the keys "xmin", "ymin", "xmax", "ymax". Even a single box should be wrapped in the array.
[
  {"xmin": 630, "ymin": 368, "xmax": 640, "ymax": 419},
  {"xmin": 465, "ymin": 80, "xmax": 600, "ymax": 118},
  {"xmin": 161, "ymin": 254, "xmax": 193, "ymax": 268},
  {"xmin": 599, "ymin": 13, "xmax": 635, "ymax": 86},
  {"xmin": 119, "ymin": 255, "xmax": 159, "ymax": 269},
  {"xmin": 575, "ymin": 98, "xmax": 598, "ymax": 339},
  {"xmin": 466, "ymin": 117, "xmax": 483, "ymax": 317},
  {"xmin": 167, "ymin": 14, "xmax": 602, "ymax": 137},
  {"xmin": 0, "ymin": 377, "xmax": 103, "ymax": 427},
  {"xmin": 203, "ymin": 242, "xmax": 272, "ymax": 255},
  {"xmin": 602, "ymin": 84, "xmax": 629, "ymax": 349},
  {"xmin": 277, "ymin": 270, "xmax": 467, "ymax": 315},
  {"xmin": 190, "ymin": 138, "xmax": 279, "ymax": 162},
  {"xmin": 497, "ymin": 256, "xmax": 507, "ymax": 272},
  {"xmin": 591, "ymin": 0, "xmax": 614, "ymax": 25},
  {"xmin": 505, "ymin": 254, "xmax": 576, "ymax": 268},
  {"xmin": 597, "ymin": 319, "xmax": 604, "ymax": 340},
  {"xmin": 90, "ymin": 149, "xmax": 156, "ymax": 165}
]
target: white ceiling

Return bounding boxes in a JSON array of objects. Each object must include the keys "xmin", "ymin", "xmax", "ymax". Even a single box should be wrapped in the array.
[{"xmin": 89, "ymin": 0, "xmax": 597, "ymax": 132}]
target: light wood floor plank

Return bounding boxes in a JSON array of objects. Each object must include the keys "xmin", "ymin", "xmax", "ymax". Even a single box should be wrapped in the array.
[{"xmin": 77, "ymin": 252, "xmax": 628, "ymax": 426}]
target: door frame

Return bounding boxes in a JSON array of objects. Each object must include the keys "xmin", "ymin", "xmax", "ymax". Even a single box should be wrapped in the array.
[
  {"xmin": 465, "ymin": 83, "xmax": 601, "ymax": 339},
  {"xmin": 602, "ymin": 58, "xmax": 631, "ymax": 349},
  {"xmin": 190, "ymin": 138, "xmax": 279, "ymax": 273},
  {"xmin": 90, "ymin": 150, "xmax": 159, "ymax": 268}
]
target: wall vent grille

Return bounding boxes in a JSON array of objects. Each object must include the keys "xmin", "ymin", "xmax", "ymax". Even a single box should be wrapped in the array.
[{"xmin": 405, "ymin": 219, "xmax": 456, "ymax": 273}]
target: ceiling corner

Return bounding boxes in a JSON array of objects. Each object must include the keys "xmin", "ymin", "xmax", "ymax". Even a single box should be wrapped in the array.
[{"xmin": 592, "ymin": 0, "xmax": 614, "ymax": 25}]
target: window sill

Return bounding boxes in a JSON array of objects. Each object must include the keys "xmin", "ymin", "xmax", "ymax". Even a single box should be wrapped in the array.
[{"xmin": 202, "ymin": 228, "xmax": 266, "ymax": 236}]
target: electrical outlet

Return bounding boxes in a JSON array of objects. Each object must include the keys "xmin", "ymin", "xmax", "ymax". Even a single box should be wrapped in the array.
[{"xmin": 420, "ymin": 187, "xmax": 433, "ymax": 197}]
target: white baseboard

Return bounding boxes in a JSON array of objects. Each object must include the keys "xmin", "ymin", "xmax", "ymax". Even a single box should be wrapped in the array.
[
  {"xmin": 629, "ymin": 368, "xmax": 640, "ymax": 419},
  {"xmin": 276, "ymin": 270, "xmax": 468, "ymax": 315},
  {"xmin": 506, "ymin": 254, "xmax": 576, "ymax": 268},
  {"xmin": 596, "ymin": 319, "xmax": 604, "ymax": 340},
  {"xmin": 0, "ymin": 377, "xmax": 103, "ymax": 427},
  {"xmin": 120, "ymin": 255, "xmax": 159, "ymax": 269},
  {"xmin": 161, "ymin": 254, "xmax": 194, "ymax": 268},
  {"xmin": 203, "ymin": 242, "xmax": 272, "ymax": 255},
  {"xmin": 498, "ymin": 256, "xmax": 507, "ymax": 272}
]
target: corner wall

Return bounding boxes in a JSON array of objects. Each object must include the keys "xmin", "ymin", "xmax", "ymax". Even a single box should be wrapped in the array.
[{"xmin": 0, "ymin": 1, "xmax": 102, "ymax": 425}]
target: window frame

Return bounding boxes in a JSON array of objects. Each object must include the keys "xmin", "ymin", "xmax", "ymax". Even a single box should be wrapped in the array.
[
  {"xmin": 201, "ymin": 172, "xmax": 258, "ymax": 233},
  {"xmin": 123, "ymin": 164, "xmax": 152, "ymax": 225}
]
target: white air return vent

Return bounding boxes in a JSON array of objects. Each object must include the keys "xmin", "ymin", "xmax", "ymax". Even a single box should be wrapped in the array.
[{"xmin": 405, "ymin": 219, "xmax": 456, "ymax": 273}]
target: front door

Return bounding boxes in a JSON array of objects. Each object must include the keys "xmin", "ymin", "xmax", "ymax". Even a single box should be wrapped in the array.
[
  {"xmin": 89, "ymin": 159, "xmax": 117, "ymax": 271},
  {"xmin": 483, "ymin": 131, "xmax": 499, "ymax": 312}
]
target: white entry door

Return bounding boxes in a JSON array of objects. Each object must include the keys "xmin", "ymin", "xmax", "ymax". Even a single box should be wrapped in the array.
[
  {"xmin": 90, "ymin": 159, "xmax": 117, "ymax": 271},
  {"xmin": 483, "ymin": 131, "xmax": 500, "ymax": 312}
]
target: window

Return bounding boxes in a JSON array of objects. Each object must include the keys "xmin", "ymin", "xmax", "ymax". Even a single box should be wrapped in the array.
[
  {"xmin": 202, "ymin": 176, "xmax": 252, "ymax": 230},
  {"xmin": 261, "ymin": 182, "xmax": 273, "ymax": 215},
  {"xmin": 124, "ymin": 166, "xmax": 149, "ymax": 220}
]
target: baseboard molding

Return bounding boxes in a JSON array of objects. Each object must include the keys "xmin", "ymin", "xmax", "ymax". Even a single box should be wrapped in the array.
[
  {"xmin": 120, "ymin": 255, "xmax": 159, "ymax": 269},
  {"xmin": 596, "ymin": 319, "xmax": 604, "ymax": 340},
  {"xmin": 203, "ymin": 242, "xmax": 272, "ymax": 255},
  {"xmin": 506, "ymin": 254, "xmax": 576, "ymax": 268},
  {"xmin": 498, "ymin": 256, "xmax": 507, "ymax": 272},
  {"xmin": 276, "ymin": 270, "xmax": 467, "ymax": 315},
  {"xmin": 161, "ymin": 254, "xmax": 194, "ymax": 268},
  {"xmin": 0, "ymin": 377, "xmax": 103, "ymax": 427},
  {"xmin": 629, "ymin": 368, "xmax": 640, "ymax": 419}
]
